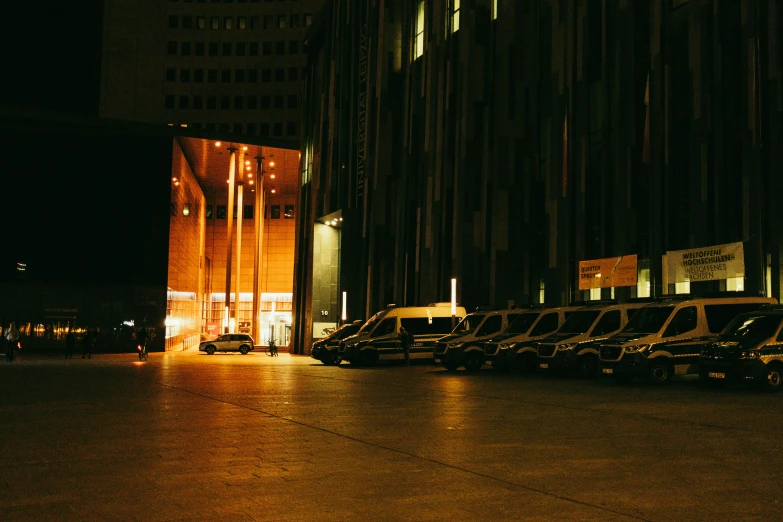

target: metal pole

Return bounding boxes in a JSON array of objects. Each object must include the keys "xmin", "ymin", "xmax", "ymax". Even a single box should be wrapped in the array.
[
  {"xmin": 253, "ymin": 154, "xmax": 265, "ymax": 343},
  {"xmin": 224, "ymin": 147, "xmax": 237, "ymax": 333}
]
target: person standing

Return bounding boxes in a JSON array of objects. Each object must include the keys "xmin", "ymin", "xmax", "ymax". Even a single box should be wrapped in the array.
[
  {"xmin": 81, "ymin": 330, "xmax": 93, "ymax": 359},
  {"xmin": 65, "ymin": 328, "xmax": 76, "ymax": 359},
  {"xmin": 399, "ymin": 326, "xmax": 413, "ymax": 366},
  {"xmin": 5, "ymin": 322, "xmax": 20, "ymax": 362}
]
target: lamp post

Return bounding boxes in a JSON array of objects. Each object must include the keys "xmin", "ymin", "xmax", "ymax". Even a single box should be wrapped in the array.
[
  {"xmin": 451, "ymin": 277, "xmax": 457, "ymax": 329},
  {"xmin": 341, "ymin": 291, "xmax": 347, "ymax": 325}
]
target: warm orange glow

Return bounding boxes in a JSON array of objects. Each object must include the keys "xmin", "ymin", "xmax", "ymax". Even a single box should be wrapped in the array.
[
  {"xmin": 270, "ymin": 188, "xmax": 276, "ymax": 193},
  {"xmin": 172, "ymin": 177, "xmax": 178, "ymax": 181},
  {"xmin": 215, "ymin": 141, "xmax": 221, "ymax": 147},
  {"xmin": 269, "ymin": 161, "xmax": 275, "ymax": 167},
  {"xmin": 249, "ymin": 180, "xmax": 254, "ymax": 185},
  {"xmin": 248, "ymin": 173, "xmax": 253, "ymax": 178},
  {"xmin": 245, "ymin": 160, "xmax": 250, "ymax": 165},
  {"xmin": 270, "ymin": 174, "xmax": 276, "ymax": 179},
  {"xmin": 243, "ymin": 146, "xmax": 248, "ymax": 151}
]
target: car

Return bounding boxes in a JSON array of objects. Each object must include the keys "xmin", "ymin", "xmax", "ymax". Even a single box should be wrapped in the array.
[
  {"xmin": 199, "ymin": 333, "xmax": 256, "ymax": 355},
  {"xmin": 311, "ymin": 320, "xmax": 364, "ymax": 365}
]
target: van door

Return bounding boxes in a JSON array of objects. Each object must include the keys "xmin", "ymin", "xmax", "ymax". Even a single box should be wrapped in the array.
[{"xmin": 660, "ymin": 305, "xmax": 700, "ymax": 373}]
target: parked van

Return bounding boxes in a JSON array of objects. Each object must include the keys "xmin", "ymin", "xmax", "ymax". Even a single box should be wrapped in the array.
[
  {"xmin": 338, "ymin": 303, "xmax": 467, "ymax": 366},
  {"xmin": 598, "ymin": 294, "xmax": 777, "ymax": 384},
  {"xmin": 432, "ymin": 308, "xmax": 526, "ymax": 371},
  {"xmin": 529, "ymin": 300, "xmax": 650, "ymax": 377},
  {"xmin": 311, "ymin": 320, "xmax": 364, "ymax": 365},
  {"xmin": 699, "ymin": 307, "xmax": 783, "ymax": 392},
  {"xmin": 483, "ymin": 305, "xmax": 584, "ymax": 371}
]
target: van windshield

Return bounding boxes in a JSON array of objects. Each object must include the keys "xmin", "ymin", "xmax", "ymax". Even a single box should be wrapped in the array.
[
  {"xmin": 452, "ymin": 314, "xmax": 487, "ymax": 334},
  {"xmin": 358, "ymin": 312, "xmax": 384, "ymax": 335},
  {"xmin": 622, "ymin": 306, "xmax": 675, "ymax": 334},
  {"xmin": 557, "ymin": 310, "xmax": 601, "ymax": 334},
  {"xmin": 723, "ymin": 315, "xmax": 783, "ymax": 339},
  {"xmin": 506, "ymin": 312, "xmax": 541, "ymax": 334}
]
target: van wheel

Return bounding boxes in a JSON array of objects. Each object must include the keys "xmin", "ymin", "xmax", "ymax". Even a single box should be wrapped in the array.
[
  {"xmin": 360, "ymin": 349, "xmax": 378, "ymax": 367},
  {"xmin": 648, "ymin": 361, "xmax": 672, "ymax": 384},
  {"xmin": 322, "ymin": 352, "xmax": 341, "ymax": 366},
  {"xmin": 239, "ymin": 346, "xmax": 249, "ymax": 355},
  {"xmin": 464, "ymin": 353, "xmax": 483, "ymax": 372},
  {"xmin": 206, "ymin": 346, "xmax": 215, "ymax": 355},
  {"xmin": 760, "ymin": 364, "xmax": 783, "ymax": 393},
  {"xmin": 578, "ymin": 355, "xmax": 598, "ymax": 378}
]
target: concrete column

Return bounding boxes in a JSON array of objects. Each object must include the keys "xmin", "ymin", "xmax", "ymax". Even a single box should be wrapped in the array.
[
  {"xmin": 224, "ymin": 147, "xmax": 237, "ymax": 333},
  {"xmin": 253, "ymin": 154, "xmax": 265, "ymax": 344}
]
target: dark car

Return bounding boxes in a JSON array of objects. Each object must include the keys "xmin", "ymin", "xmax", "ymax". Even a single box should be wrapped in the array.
[
  {"xmin": 311, "ymin": 321, "xmax": 364, "ymax": 365},
  {"xmin": 699, "ymin": 309, "xmax": 783, "ymax": 392}
]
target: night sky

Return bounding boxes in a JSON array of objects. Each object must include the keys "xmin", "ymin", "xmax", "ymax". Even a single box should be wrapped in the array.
[{"xmin": 0, "ymin": 2, "xmax": 169, "ymax": 285}]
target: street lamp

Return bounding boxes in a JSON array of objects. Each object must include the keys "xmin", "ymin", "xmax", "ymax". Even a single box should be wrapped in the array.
[{"xmin": 451, "ymin": 278, "xmax": 457, "ymax": 329}]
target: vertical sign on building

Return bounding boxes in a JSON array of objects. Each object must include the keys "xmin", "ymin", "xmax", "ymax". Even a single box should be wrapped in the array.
[{"xmin": 356, "ymin": 2, "xmax": 369, "ymax": 205}]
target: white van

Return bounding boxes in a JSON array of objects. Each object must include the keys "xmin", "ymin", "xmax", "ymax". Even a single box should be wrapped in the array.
[
  {"xmin": 527, "ymin": 300, "xmax": 651, "ymax": 377},
  {"xmin": 483, "ymin": 305, "xmax": 585, "ymax": 371},
  {"xmin": 338, "ymin": 303, "xmax": 467, "ymax": 366},
  {"xmin": 598, "ymin": 294, "xmax": 777, "ymax": 384},
  {"xmin": 432, "ymin": 308, "xmax": 525, "ymax": 371}
]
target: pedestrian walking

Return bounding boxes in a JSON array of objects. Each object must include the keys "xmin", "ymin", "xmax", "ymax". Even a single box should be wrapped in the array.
[
  {"xmin": 5, "ymin": 322, "xmax": 20, "ymax": 362},
  {"xmin": 399, "ymin": 326, "xmax": 413, "ymax": 366},
  {"xmin": 81, "ymin": 330, "xmax": 94, "ymax": 359},
  {"xmin": 65, "ymin": 329, "xmax": 76, "ymax": 359}
]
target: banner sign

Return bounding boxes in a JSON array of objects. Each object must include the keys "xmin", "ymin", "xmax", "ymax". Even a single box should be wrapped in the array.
[
  {"xmin": 578, "ymin": 255, "xmax": 638, "ymax": 290},
  {"xmin": 666, "ymin": 242, "xmax": 744, "ymax": 284}
]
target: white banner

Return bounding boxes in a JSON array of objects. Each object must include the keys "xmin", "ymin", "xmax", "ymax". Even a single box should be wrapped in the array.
[{"xmin": 665, "ymin": 242, "xmax": 745, "ymax": 284}]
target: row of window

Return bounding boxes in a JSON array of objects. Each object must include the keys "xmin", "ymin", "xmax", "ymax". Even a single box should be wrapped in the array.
[
  {"xmin": 165, "ymin": 94, "xmax": 297, "ymax": 110},
  {"xmin": 169, "ymin": 0, "xmax": 295, "ymax": 3},
  {"xmin": 167, "ymin": 40, "xmax": 303, "ymax": 57},
  {"xmin": 202, "ymin": 204, "xmax": 294, "ymax": 220},
  {"xmin": 170, "ymin": 121, "xmax": 298, "ymax": 137},
  {"xmin": 168, "ymin": 13, "xmax": 312, "ymax": 30},
  {"xmin": 166, "ymin": 67, "xmax": 302, "ymax": 83}
]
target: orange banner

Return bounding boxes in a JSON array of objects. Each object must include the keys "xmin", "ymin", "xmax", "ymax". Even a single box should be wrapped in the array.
[{"xmin": 578, "ymin": 255, "xmax": 638, "ymax": 290}]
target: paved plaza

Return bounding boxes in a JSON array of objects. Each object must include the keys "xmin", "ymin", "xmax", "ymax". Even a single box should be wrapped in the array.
[{"xmin": 1, "ymin": 349, "xmax": 781, "ymax": 521}]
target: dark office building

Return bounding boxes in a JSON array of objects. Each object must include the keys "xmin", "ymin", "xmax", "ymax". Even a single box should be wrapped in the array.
[{"xmin": 291, "ymin": 0, "xmax": 783, "ymax": 354}]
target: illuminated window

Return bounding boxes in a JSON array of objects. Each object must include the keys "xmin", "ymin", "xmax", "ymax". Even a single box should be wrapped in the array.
[
  {"xmin": 216, "ymin": 205, "xmax": 227, "ymax": 219},
  {"xmin": 451, "ymin": 0, "xmax": 460, "ymax": 33},
  {"xmin": 414, "ymin": 0, "xmax": 425, "ymax": 59},
  {"xmin": 206, "ymin": 205, "xmax": 213, "ymax": 219},
  {"xmin": 284, "ymin": 205, "xmax": 294, "ymax": 219}
]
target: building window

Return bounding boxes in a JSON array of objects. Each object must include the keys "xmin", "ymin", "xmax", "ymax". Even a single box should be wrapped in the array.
[
  {"xmin": 194, "ymin": 69, "xmax": 204, "ymax": 82},
  {"xmin": 287, "ymin": 94, "xmax": 297, "ymax": 108},
  {"xmin": 195, "ymin": 41, "xmax": 205, "ymax": 55},
  {"xmin": 168, "ymin": 15, "xmax": 178, "ymax": 29},
  {"xmin": 271, "ymin": 205, "xmax": 281, "ymax": 219},
  {"xmin": 220, "ymin": 96, "xmax": 230, "ymax": 109},
  {"xmin": 208, "ymin": 69, "xmax": 218, "ymax": 82},
  {"xmin": 224, "ymin": 17, "xmax": 233, "ymax": 30},
  {"xmin": 289, "ymin": 41, "xmax": 299, "ymax": 54},
  {"xmin": 181, "ymin": 42, "xmax": 191, "ymax": 55},
  {"xmin": 209, "ymin": 42, "xmax": 219, "ymax": 56},
  {"xmin": 262, "ymin": 42, "xmax": 272, "ymax": 55},
  {"xmin": 182, "ymin": 15, "xmax": 193, "ymax": 29},
  {"xmin": 211, "ymin": 17, "xmax": 219, "ymax": 30},
  {"xmin": 197, "ymin": 16, "xmax": 206, "ymax": 29},
  {"xmin": 304, "ymin": 14, "xmax": 312, "ymax": 26},
  {"xmin": 179, "ymin": 95, "xmax": 189, "ymax": 109},
  {"xmin": 248, "ymin": 69, "xmax": 258, "ymax": 82},
  {"xmin": 165, "ymin": 95, "xmax": 175, "ymax": 109},
  {"xmin": 180, "ymin": 69, "xmax": 191, "ymax": 82},
  {"xmin": 247, "ymin": 123, "xmax": 256, "ymax": 135},
  {"xmin": 275, "ymin": 68, "xmax": 284, "ymax": 81},
  {"xmin": 166, "ymin": 68, "xmax": 176, "ymax": 81},
  {"xmin": 238, "ymin": 16, "xmax": 246, "ymax": 29},
  {"xmin": 222, "ymin": 42, "xmax": 232, "ymax": 56},
  {"xmin": 243, "ymin": 205, "xmax": 254, "ymax": 219},
  {"xmin": 193, "ymin": 96, "xmax": 203, "ymax": 109},
  {"xmin": 219, "ymin": 123, "xmax": 230, "ymax": 132},
  {"xmin": 288, "ymin": 67, "xmax": 298, "ymax": 81},
  {"xmin": 206, "ymin": 205, "xmax": 213, "ymax": 219},
  {"xmin": 167, "ymin": 41, "xmax": 178, "ymax": 55},
  {"xmin": 260, "ymin": 122, "xmax": 270, "ymax": 136},
  {"xmin": 274, "ymin": 95, "xmax": 283, "ymax": 109},
  {"xmin": 207, "ymin": 96, "xmax": 217, "ymax": 109},
  {"xmin": 248, "ymin": 95, "xmax": 257, "ymax": 109},
  {"xmin": 261, "ymin": 69, "xmax": 271, "ymax": 82},
  {"xmin": 206, "ymin": 123, "xmax": 216, "ymax": 131},
  {"xmin": 286, "ymin": 121, "xmax": 297, "ymax": 136},
  {"xmin": 249, "ymin": 42, "xmax": 259, "ymax": 56},
  {"xmin": 273, "ymin": 122, "xmax": 283, "ymax": 136},
  {"xmin": 261, "ymin": 95, "xmax": 270, "ymax": 109},
  {"xmin": 249, "ymin": 16, "xmax": 259, "ymax": 29},
  {"xmin": 276, "ymin": 41, "xmax": 285, "ymax": 55},
  {"xmin": 415, "ymin": 1, "xmax": 425, "ymax": 59},
  {"xmin": 277, "ymin": 15, "xmax": 286, "ymax": 28},
  {"xmin": 284, "ymin": 205, "xmax": 294, "ymax": 219},
  {"xmin": 263, "ymin": 15, "xmax": 273, "ymax": 29},
  {"xmin": 236, "ymin": 42, "xmax": 246, "ymax": 56},
  {"xmin": 233, "ymin": 123, "xmax": 243, "ymax": 134},
  {"xmin": 290, "ymin": 14, "xmax": 299, "ymax": 27},
  {"xmin": 235, "ymin": 69, "xmax": 245, "ymax": 82},
  {"xmin": 221, "ymin": 69, "xmax": 231, "ymax": 82},
  {"xmin": 216, "ymin": 205, "xmax": 227, "ymax": 219},
  {"xmin": 234, "ymin": 95, "xmax": 244, "ymax": 109}
]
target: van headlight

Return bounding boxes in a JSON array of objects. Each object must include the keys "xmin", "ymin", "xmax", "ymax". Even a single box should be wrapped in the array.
[
  {"xmin": 557, "ymin": 343, "xmax": 576, "ymax": 351},
  {"xmin": 625, "ymin": 344, "xmax": 649, "ymax": 354},
  {"xmin": 499, "ymin": 342, "xmax": 512, "ymax": 350},
  {"xmin": 741, "ymin": 350, "xmax": 760, "ymax": 360},
  {"xmin": 447, "ymin": 342, "xmax": 465, "ymax": 350}
]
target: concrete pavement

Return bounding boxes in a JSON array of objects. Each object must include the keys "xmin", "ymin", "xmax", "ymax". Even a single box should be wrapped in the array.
[{"xmin": 1, "ymin": 349, "xmax": 781, "ymax": 521}]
